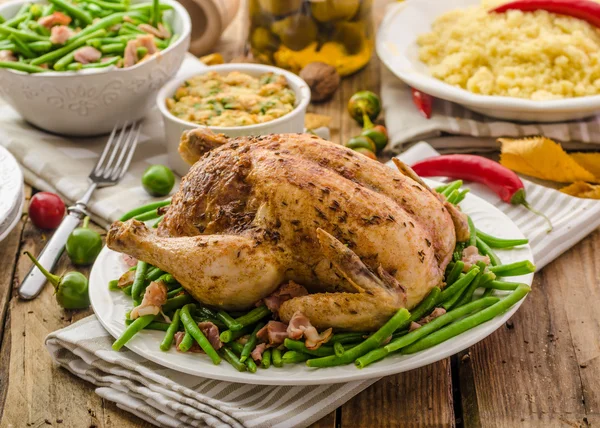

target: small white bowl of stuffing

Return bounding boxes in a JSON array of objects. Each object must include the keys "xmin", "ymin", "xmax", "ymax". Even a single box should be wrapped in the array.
[
  {"xmin": 0, "ymin": 0, "xmax": 191, "ymax": 136},
  {"xmin": 377, "ymin": 0, "xmax": 600, "ymax": 122},
  {"xmin": 157, "ymin": 63, "xmax": 311, "ymax": 176}
]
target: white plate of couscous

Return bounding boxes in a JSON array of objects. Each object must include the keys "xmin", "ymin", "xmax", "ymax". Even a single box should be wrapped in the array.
[{"xmin": 377, "ymin": 0, "xmax": 600, "ymax": 122}]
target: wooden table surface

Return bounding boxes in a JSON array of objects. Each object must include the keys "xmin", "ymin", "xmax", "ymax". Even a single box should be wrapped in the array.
[{"xmin": 1, "ymin": 1, "xmax": 600, "ymax": 427}]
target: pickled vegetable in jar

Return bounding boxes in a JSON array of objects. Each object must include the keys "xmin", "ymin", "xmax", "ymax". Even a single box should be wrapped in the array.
[{"xmin": 248, "ymin": 0, "xmax": 373, "ymax": 77}]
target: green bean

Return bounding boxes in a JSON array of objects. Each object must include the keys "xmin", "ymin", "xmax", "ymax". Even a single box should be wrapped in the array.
[
  {"xmin": 440, "ymin": 267, "xmax": 479, "ymax": 303},
  {"xmin": 85, "ymin": 2, "xmax": 105, "ymax": 15},
  {"xmin": 441, "ymin": 180, "xmax": 463, "ymax": 198},
  {"xmin": 220, "ymin": 347, "xmax": 246, "ymax": 372},
  {"xmin": 146, "ymin": 267, "xmax": 165, "ymax": 282},
  {"xmin": 454, "ymin": 261, "xmax": 487, "ymax": 308},
  {"xmin": 48, "ymin": 0, "xmax": 93, "ymax": 25},
  {"xmin": 330, "ymin": 332, "xmax": 367, "ymax": 344},
  {"xmin": 481, "ymin": 288, "xmax": 495, "ymax": 298},
  {"xmin": 180, "ymin": 304, "xmax": 221, "ymax": 364},
  {"xmin": 122, "ymin": 284, "xmax": 133, "ymax": 296},
  {"xmin": 234, "ymin": 305, "xmax": 271, "ymax": 328},
  {"xmin": 272, "ymin": 348, "xmax": 283, "ymax": 368},
  {"xmin": 100, "ymin": 42, "xmax": 124, "ymax": 54},
  {"xmin": 467, "ymin": 216, "xmax": 477, "ymax": 247},
  {"xmin": 68, "ymin": 55, "xmax": 121, "ymax": 70},
  {"xmin": 333, "ymin": 342, "xmax": 344, "ymax": 357},
  {"xmin": 446, "ymin": 189, "xmax": 460, "ymax": 205},
  {"xmin": 158, "ymin": 273, "xmax": 176, "ymax": 284},
  {"xmin": 129, "ymin": 2, "xmax": 173, "ymax": 13},
  {"xmin": 454, "ymin": 189, "xmax": 470, "ymax": 205},
  {"xmin": 130, "ymin": 261, "xmax": 148, "ymax": 301},
  {"xmin": 124, "ymin": 319, "xmax": 169, "ymax": 330},
  {"xmin": 3, "ymin": 12, "xmax": 31, "ymax": 28},
  {"xmin": 0, "ymin": 60, "xmax": 44, "ymax": 73},
  {"xmin": 229, "ymin": 341, "xmax": 244, "ymax": 355},
  {"xmin": 151, "ymin": 0, "xmax": 160, "ymax": 26},
  {"xmin": 108, "ymin": 279, "xmax": 120, "ymax": 291},
  {"xmin": 33, "ymin": 28, "xmax": 105, "ymax": 67},
  {"xmin": 27, "ymin": 20, "xmax": 50, "ymax": 37},
  {"xmin": 216, "ymin": 310, "xmax": 243, "ymax": 331},
  {"xmin": 403, "ymin": 285, "xmax": 530, "ymax": 354},
  {"xmin": 245, "ymin": 358, "xmax": 258, "ymax": 373},
  {"xmin": 159, "ymin": 308, "xmax": 180, "ymax": 351},
  {"xmin": 167, "ymin": 287, "xmax": 184, "ymax": 298},
  {"xmin": 435, "ymin": 181, "xmax": 451, "ymax": 194},
  {"xmin": 283, "ymin": 339, "xmax": 335, "ymax": 357},
  {"xmin": 405, "ymin": 287, "xmax": 441, "ymax": 326},
  {"xmin": 306, "ymin": 308, "xmax": 410, "ymax": 368},
  {"xmin": 122, "ymin": 22, "xmax": 145, "ymax": 34},
  {"xmin": 112, "ymin": 314, "xmax": 154, "ymax": 350},
  {"xmin": 489, "ymin": 260, "xmax": 535, "ymax": 277},
  {"xmin": 87, "ymin": 0, "xmax": 128, "ymax": 11},
  {"xmin": 476, "ymin": 237, "xmax": 501, "ymax": 266},
  {"xmin": 136, "ymin": 46, "xmax": 147, "ymax": 58},
  {"xmin": 0, "ymin": 24, "xmax": 47, "ymax": 41},
  {"xmin": 15, "ymin": 3, "xmax": 32, "ymax": 18},
  {"xmin": 119, "ymin": 200, "xmax": 171, "ymax": 221},
  {"xmin": 41, "ymin": 4, "xmax": 55, "ymax": 17},
  {"xmin": 355, "ymin": 297, "xmax": 501, "ymax": 368},
  {"xmin": 67, "ymin": 11, "xmax": 141, "ymax": 45},
  {"xmin": 282, "ymin": 351, "xmax": 310, "ymax": 364},
  {"xmin": 476, "ymin": 229, "xmax": 528, "ymax": 248},
  {"xmin": 445, "ymin": 261, "xmax": 464, "ymax": 286},
  {"xmin": 261, "ymin": 349, "xmax": 271, "ymax": 369},
  {"xmin": 162, "ymin": 294, "xmax": 194, "ymax": 312},
  {"xmin": 0, "ymin": 15, "xmax": 4, "ymax": 25},
  {"xmin": 219, "ymin": 325, "xmax": 252, "ymax": 343},
  {"xmin": 178, "ymin": 331, "xmax": 193, "ymax": 352},
  {"xmin": 151, "ymin": 216, "xmax": 163, "ymax": 228},
  {"xmin": 441, "ymin": 267, "xmax": 480, "ymax": 310},
  {"xmin": 481, "ymin": 280, "xmax": 523, "ymax": 291},
  {"xmin": 29, "ymin": 41, "xmax": 53, "ymax": 52},
  {"xmin": 239, "ymin": 322, "xmax": 264, "ymax": 362}
]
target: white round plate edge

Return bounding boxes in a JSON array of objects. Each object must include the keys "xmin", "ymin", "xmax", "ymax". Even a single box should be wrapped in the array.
[
  {"xmin": 0, "ymin": 145, "xmax": 24, "ymax": 242},
  {"xmin": 90, "ymin": 181, "xmax": 534, "ymax": 385}
]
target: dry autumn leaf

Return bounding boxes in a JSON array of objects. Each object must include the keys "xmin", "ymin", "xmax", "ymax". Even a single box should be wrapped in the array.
[
  {"xmin": 498, "ymin": 137, "xmax": 598, "ymax": 183},
  {"xmin": 304, "ymin": 113, "xmax": 332, "ymax": 130},
  {"xmin": 570, "ymin": 153, "xmax": 600, "ymax": 179},
  {"xmin": 560, "ymin": 182, "xmax": 600, "ymax": 200}
]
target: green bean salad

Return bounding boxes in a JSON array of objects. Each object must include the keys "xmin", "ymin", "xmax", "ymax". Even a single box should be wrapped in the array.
[
  {"xmin": 109, "ymin": 181, "xmax": 533, "ymax": 372},
  {"xmin": 0, "ymin": 0, "xmax": 177, "ymax": 73}
]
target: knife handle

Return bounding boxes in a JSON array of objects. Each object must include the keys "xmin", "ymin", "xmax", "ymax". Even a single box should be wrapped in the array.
[{"xmin": 18, "ymin": 204, "xmax": 86, "ymax": 300}]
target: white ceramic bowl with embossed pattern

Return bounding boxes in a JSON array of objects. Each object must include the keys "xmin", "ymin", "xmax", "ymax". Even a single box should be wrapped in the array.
[{"xmin": 0, "ymin": 0, "xmax": 191, "ymax": 136}]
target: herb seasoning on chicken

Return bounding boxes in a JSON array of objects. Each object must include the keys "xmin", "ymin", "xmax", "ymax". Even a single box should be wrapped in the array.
[{"xmin": 166, "ymin": 71, "xmax": 296, "ymax": 127}]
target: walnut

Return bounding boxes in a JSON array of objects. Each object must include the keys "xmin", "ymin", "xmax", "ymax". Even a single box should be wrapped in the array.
[{"xmin": 299, "ymin": 62, "xmax": 340, "ymax": 102}]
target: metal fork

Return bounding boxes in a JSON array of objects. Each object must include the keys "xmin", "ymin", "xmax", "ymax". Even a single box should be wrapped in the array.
[{"xmin": 18, "ymin": 122, "xmax": 142, "ymax": 300}]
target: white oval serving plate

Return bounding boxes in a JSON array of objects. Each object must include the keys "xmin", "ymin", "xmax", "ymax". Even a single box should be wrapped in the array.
[
  {"xmin": 90, "ymin": 180, "xmax": 534, "ymax": 385},
  {"xmin": 377, "ymin": 0, "xmax": 600, "ymax": 122},
  {"xmin": 0, "ymin": 146, "xmax": 24, "ymax": 242}
]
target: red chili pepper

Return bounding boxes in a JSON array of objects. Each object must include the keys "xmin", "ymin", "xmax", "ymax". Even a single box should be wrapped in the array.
[
  {"xmin": 411, "ymin": 88, "xmax": 433, "ymax": 119},
  {"xmin": 490, "ymin": 0, "xmax": 600, "ymax": 28},
  {"xmin": 411, "ymin": 155, "xmax": 553, "ymax": 231}
]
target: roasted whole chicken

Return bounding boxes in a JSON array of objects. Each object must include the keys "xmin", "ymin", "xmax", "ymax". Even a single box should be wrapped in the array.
[{"xmin": 107, "ymin": 130, "xmax": 469, "ymax": 331}]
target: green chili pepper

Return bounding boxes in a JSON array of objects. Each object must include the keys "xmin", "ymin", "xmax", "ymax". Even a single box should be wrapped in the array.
[
  {"xmin": 66, "ymin": 216, "xmax": 103, "ymax": 266},
  {"xmin": 360, "ymin": 125, "xmax": 388, "ymax": 152},
  {"xmin": 347, "ymin": 90, "xmax": 381, "ymax": 127},
  {"xmin": 24, "ymin": 251, "xmax": 89, "ymax": 309}
]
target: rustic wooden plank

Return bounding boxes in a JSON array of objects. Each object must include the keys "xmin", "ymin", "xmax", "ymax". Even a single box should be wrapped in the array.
[{"xmin": 457, "ymin": 231, "xmax": 600, "ymax": 427}]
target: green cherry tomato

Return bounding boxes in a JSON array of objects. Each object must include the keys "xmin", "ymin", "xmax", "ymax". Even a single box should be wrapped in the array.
[
  {"xmin": 361, "ymin": 126, "xmax": 388, "ymax": 152},
  {"xmin": 66, "ymin": 216, "xmax": 103, "ymax": 266},
  {"xmin": 24, "ymin": 251, "xmax": 90, "ymax": 309},
  {"xmin": 142, "ymin": 165, "xmax": 175, "ymax": 197},
  {"xmin": 347, "ymin": 90, "xmax": 381, "ymax": 127},
  {"xmin": 346, "ymin": 135, "xmax": 377, "ymax": 152}
]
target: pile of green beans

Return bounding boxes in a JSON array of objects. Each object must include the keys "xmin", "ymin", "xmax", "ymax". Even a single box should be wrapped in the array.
[
  {"xmin": 109, "ymin": 193, "xmax": 534, "ymax": 372},
  {"xmin": 0, "ymin": 0, "xmax": 176, "ymax": 73}
]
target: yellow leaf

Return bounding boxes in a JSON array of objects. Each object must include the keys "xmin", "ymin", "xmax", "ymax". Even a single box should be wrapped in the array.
[
  {"xmin": 498, "ymin": 137, "xmax": 597, "ymax": 183},
  {"xmin": 560, "ymin": 181, "xmax": 600, "ymax": 199},
  {"xmin": 570, "ymin": 153, "xmax": 600, "ymax": 181},
  {"xmin": 304, "ymin": 113, "xmax": 332, "ymax": 130}
]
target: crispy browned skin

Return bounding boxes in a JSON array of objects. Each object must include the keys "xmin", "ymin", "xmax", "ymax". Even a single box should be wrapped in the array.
[{"xmin": 107, "ymin": 130, "xmax": 462, "ymax": 330}]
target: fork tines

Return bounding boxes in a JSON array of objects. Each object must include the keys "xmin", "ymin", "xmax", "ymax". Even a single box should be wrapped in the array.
[{"xmin": 92, "ymin": 122, "xmax": 142, "ymax": 184}]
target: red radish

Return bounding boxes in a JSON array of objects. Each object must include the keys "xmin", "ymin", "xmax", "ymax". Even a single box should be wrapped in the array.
[{"xmin": 28, "ymin": 192, "xmax": 65, "ymax": 230}]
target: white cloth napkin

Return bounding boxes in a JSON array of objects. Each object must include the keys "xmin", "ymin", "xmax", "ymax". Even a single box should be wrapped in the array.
[
  {"xmin": 380, "ymin": 66, "xmax": 600, "ymax": 154},
  {"xmin": 44, "ymin": 142, "xmax": 600, "ymax": 428}
]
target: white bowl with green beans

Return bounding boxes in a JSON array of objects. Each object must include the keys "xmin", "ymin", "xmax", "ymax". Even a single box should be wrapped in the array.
[{"xmin": 0, "ymin": 0, "xmax": 190, "ymax": 136}]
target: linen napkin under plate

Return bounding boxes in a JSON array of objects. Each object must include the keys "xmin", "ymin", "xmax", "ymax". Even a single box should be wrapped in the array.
[
  {"xmin": 45, "ymin": 143, "xmax": 600, "ymax": 428},
  {"xmin": 380, "ymin": 67, "xmax": 600, "ymax": 154},
  {"xmin": 0, "ymin": 54, "xmax": 329, "ymax": 230}
]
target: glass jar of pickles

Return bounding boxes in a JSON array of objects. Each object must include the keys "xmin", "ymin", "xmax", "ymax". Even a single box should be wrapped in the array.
[{"xmin": 248, "ymin": 0, "xmax": 373, "ymax": 77}]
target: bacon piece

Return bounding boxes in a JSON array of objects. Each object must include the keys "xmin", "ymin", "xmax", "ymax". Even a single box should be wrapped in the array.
[
  {"xmin": 123, "ymin": 39, "xmax": 138, "ymax": 68},
  {"xmin": 174, "ymin": 331, "xmax": 201, "ymax": 353},
  {"xmin": 262, "ymin": 281, "xmax": 308, "ymax": 315},
  {"xmin": 117, "ymin": 270, "xmax": 135, "ymax": 288},
  {"xmin": 122, "ymin": 254, "xmax": 138, "ymax": 267},
  {"xmin": 418, "ymin": 308, "xmax": 446, "ymax": 325},
  {"xmin": 38, "ymin": 11, "xmax": 71, "ymax": 29},
  {"xmin": 461, "ymin": 246, "xmax": 490, "ymax": 271},
  {"xmin": 137, "ymin": 34, "xmax": 157, "ymax": 55},
  {"xmin": 123, "ymin": 35, "xmax": 157, "ymax": 68},
  {"xmin": 0, "ymin": 50, "xmax": 16, "ymax": 62},
  {"xmin": 138, "ymin": 23, "xmax": 170, "ymax": 39},
  {"xmin": 257, "ymin": 321, "xmax": 288, "ymax": 346},
  {"xmin": 287, "ymin": 311, "xmax": 332, "ymax": 350},
  {"xmin": 130, "ymin": 281, "xmax": 167, "ymax": 319},
  {"xmin": 198, "ymin": 321, "xmax": 222, "ymax": 350},
  {"xmin": 73, "ymin": 46, "xmax": 101, "ymax": 64},
  {"xmin": 409, "ymin": 321, "xmax": 421, "ymax": 332},
  {"xmin": 251, "ymin": 343, "xmax": 268, "ymax": 362},
  {"xmin": 50, "ymin": 25, "xmax": 73, "ymax": 44}
]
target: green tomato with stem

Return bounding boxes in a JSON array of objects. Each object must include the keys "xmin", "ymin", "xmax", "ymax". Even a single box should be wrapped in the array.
[
  {"xmin": 66, "ymin": 216, "xmax": 103, "ymax": 266},
  {"xmin": 24, "ymin": 251, "xmax": 90, "ymax": 309},
  {"xmin": 347, "ymin": 90, "xmax": 381, "ymax": 127}
]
